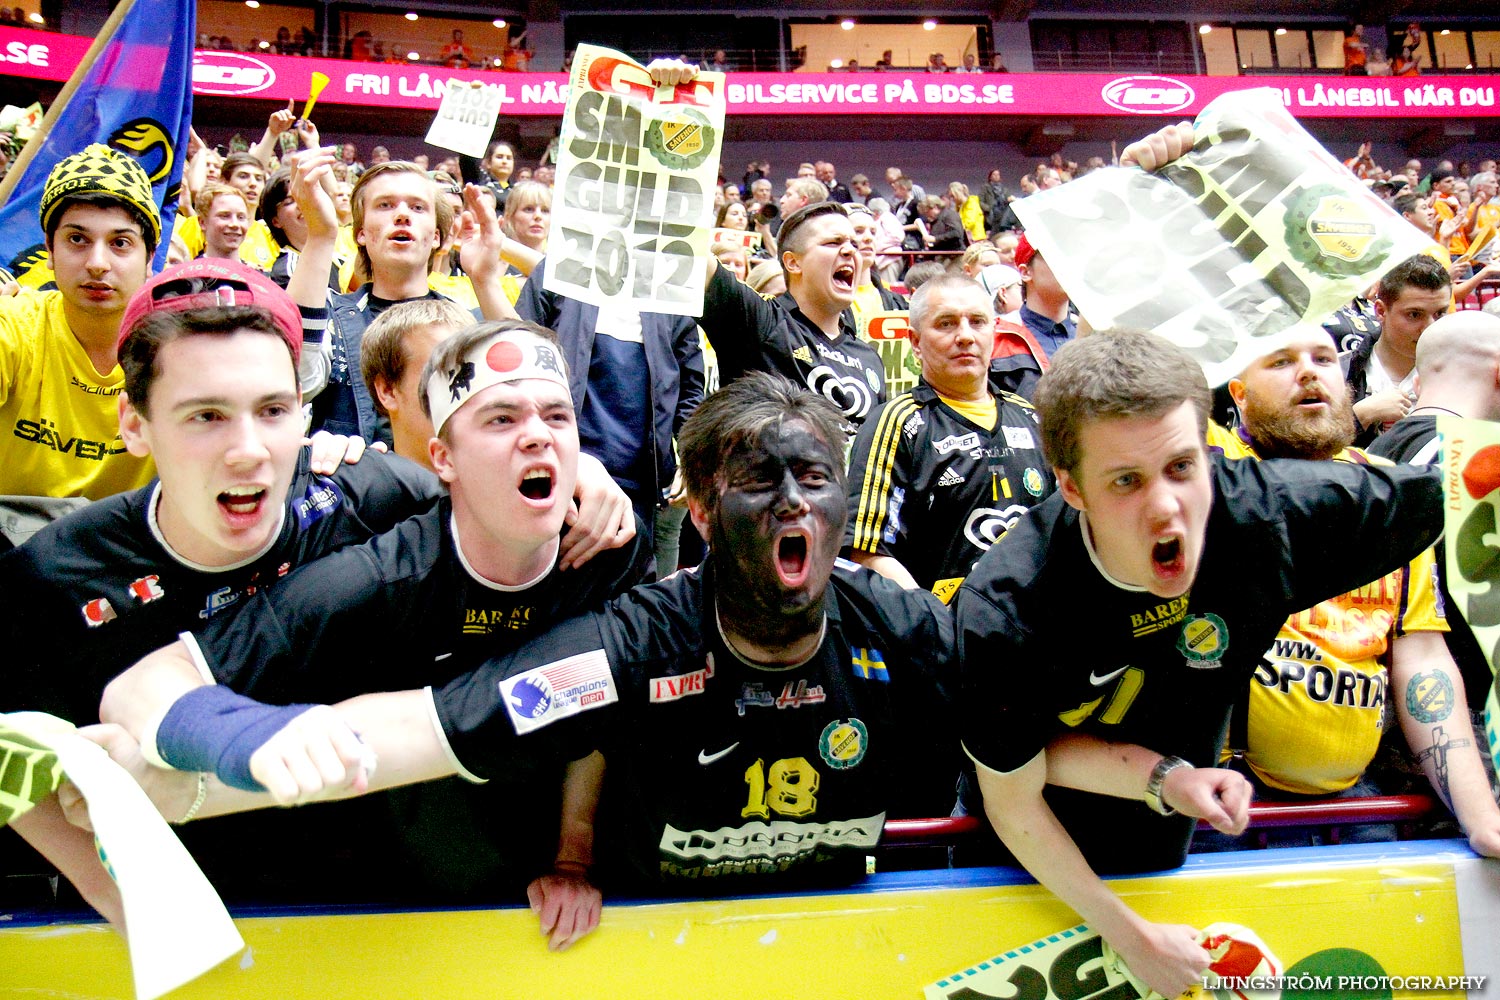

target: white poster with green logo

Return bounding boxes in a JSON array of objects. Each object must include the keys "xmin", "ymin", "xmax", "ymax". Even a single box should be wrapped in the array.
[
  {"xmin": 0, "ymin": 712, "xmax": 243, "ymax": 1000},
  {"xmin": 546, "ymin": 45, "xmax": 727, "ymax": 317},
  {"xmin": 1013, "ymin": 88, "xmax": 1434, "ymax": 386},
  {"xmin": 1438, "ymin": 416, "xmax": 1500, "ymax": 777}
]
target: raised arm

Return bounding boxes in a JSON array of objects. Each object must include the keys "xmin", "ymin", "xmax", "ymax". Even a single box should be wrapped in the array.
[
  {"xmin": 285, "ymin": 147, "xmax": 341, "ymax": 311},
  {"xmin": 249, "ymin": 101, "xmax": 298, "ymax": 170},
  {"xmin": 1118, "ymin": 121, "xmax": 1196, "ymax": 171},
  {"xmin": 455, "ymin": 184, "xmax": 521, "ymax": 322}
]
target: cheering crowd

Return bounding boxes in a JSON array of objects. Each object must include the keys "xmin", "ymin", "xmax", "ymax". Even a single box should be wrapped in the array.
[{"xmin": 2, "ymin": 57, "xmax": 1499, "ymax": 996}]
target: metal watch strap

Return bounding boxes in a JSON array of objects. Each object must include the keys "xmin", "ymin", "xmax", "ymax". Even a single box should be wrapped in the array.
[{"xmin": 1144, "ymin": 755, "xmax": 1191, "ymax": 816}]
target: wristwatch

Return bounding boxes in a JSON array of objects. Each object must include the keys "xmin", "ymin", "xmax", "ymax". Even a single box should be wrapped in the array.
[{"xmin": 1144, "ymin": 755, "xmax": 1192, "ymax": 816}]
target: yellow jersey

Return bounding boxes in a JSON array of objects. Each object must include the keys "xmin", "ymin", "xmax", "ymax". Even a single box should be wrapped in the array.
[
  {"xmin": 174, "ymin": 214, "xmax": 281, "ymax": 271},
  {"xmin": 0, "ymin": 292, "xmax": 154, "ymax": 499},
  {"xmin": 1210, "ymin": 424, "xmax": 1446, "ymax": 793}
]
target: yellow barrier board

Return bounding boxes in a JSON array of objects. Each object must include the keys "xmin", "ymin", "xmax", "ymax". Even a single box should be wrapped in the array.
[{"xmin": 1, "ymin": 843, "xmax": 1492, "ymax": 999}]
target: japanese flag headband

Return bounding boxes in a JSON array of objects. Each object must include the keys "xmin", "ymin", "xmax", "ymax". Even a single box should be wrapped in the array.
[{"xmin": 426, "ymin": 329, "xmax": 570, "ymax": 434}]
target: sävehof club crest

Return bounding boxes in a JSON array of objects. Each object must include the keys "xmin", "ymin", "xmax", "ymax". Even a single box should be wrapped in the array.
[
  {"xmin": 1177, "ymin": 612, "xmax": 1228, "ymax": 666},
  {"xmin": 1305, "ymin": 194, "xmax": 1378, "ymax": 262},
  {"xmin": 1284, "ymin": 184, "xmax": 1391, "ymax": 277},
  {"xmin": 819, "ymin": 718, "xmax": 869, "ymax": 770},
  {"xmin": 645, "ymin": 107, "xmax": 714, "ymax": 171}
]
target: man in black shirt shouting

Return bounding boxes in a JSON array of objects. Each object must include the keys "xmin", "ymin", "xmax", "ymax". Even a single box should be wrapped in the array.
[
  {"xmin": 957, "ymin": 329, "xmax": 1443, "ymax": 997},
  {"xmin": 103, "ymin": 373, "xmax": 959, "ymax": 898}
]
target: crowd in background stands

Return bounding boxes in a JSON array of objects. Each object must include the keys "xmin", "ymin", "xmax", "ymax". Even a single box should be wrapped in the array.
[
  {"xmin": 1344, "ymin": 22, "xmax": 1430, "ymax": 77},
  {"xmin": 194, "ymin": 26, "xmax": 534, "ymax": 70},
  {"xmin": 107, "ymin": 102, "xmax": 1500, "ymax": 308},
  {"xmin": 5, "ymin": 87, "xmax": 1498, "ymax": 307},
  {"xmin": 0, "ymin": 7, "xmax": 41, "ymax": 28}
]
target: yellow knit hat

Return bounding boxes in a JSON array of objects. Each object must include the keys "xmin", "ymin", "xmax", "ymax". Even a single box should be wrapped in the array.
[{"xmin": 40, "ymin": 143, "xmax": 160, "ymax": 247}]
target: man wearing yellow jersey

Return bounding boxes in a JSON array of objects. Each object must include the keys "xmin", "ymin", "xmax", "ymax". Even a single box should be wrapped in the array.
[
  {"xmin": 0, "ymin": 144, "xmax": 157, "ymax": 512},
  {"xmin": 1210, "ymin": 326, "xmax": 1500, "ymax": 856},
  {"xmin": 195, "ymin": 184, "xmax": 251, "ymax": 262},
  {"xmin": 171, "ymin": 152, "xmax": 280, "ymax": 271}
]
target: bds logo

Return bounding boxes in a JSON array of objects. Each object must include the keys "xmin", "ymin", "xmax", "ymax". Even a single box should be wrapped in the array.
[
  {"xmin": 193, "ymin": 52, "xmax": 276, "ymax": 96},
  {"xmin": 1101, "ymin": 75, "xmax": 1195, "ymax": 114}
]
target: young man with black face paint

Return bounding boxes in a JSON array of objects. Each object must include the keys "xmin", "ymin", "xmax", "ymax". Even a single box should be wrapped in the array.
[{"xmin": 98, "ymin": 373, "xmax": 960, "ymax": 896}]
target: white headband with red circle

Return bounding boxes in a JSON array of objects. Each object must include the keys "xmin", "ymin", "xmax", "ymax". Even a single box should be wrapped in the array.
[{"xmin": 426, "ymin": 332, "xmax": 570, "ymax": 433}]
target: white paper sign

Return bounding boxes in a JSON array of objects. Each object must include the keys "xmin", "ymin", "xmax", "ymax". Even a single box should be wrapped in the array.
[
  {"xmin": 425, "ymin": 80, "xmax": 504, "ymax": 158},
  {"xmin": 1014, "ymin": 88, "xmax": 1433, "ymax": 386},
  {"xmin": 545, "ymin": 44, "xmax": 727, "ymax": 317},
  {"xmin": 2, "ymin": 712, "xmax": 244, "ymax": 1000}
]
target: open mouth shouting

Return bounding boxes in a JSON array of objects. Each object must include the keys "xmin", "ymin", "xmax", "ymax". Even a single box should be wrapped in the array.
[
  {"xmin": 1150, "ymin": 534, "xmax": 1185, "ymax": 585},
  {"xmin": 518, "ymin": 466, "xmax": 556, "ymax": 505},
  {"xmin": 388, "ymin": 228, "xmax": 416, "ymax": 248},
  {"xmin": 831, "ymin": 263, "xmax": 856, "ymax": 295},
  {"xmin": 218, "ymin": 485, "xmax": 269, "ymax": 528},
  {"xmin": 773, "ymin": 528, "xmax": 812, "ymax": 588}
]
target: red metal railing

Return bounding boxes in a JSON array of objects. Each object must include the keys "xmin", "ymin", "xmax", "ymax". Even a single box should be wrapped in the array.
[{"xmin": 880, "ymin": 795, "xmax": 1439, "ymax": 846}]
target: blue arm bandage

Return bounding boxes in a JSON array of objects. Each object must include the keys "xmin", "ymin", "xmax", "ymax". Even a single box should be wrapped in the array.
[{"xmin": 154, "ymin": 686, "xmax": 319, "ymax": 792}]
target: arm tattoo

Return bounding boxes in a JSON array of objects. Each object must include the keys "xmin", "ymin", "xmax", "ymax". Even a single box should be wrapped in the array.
[
  {"xmin": 1415, "ymin": 724, "xmax": 1472, "ymax": 812},
  {"xmin": 1405, "ymin": 670, "xmax": 1455, "ymax": 725}
]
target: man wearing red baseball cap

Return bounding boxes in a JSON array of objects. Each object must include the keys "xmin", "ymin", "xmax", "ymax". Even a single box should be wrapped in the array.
[
  {"xmin": 2, "ymin": 255, "xmax": 441, "ymax": 718},
  {"xmin": 1014, "ymin": 231, "xmax": 1079, "ymax": 359},
  {"xmin": 0, "ymin": 257, "xmax": 444, "ymax": 904}
]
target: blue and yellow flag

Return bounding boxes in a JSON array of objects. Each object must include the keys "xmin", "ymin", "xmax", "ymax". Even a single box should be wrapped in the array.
[
  {"xmin": 851, "ymin": 647, "xmax": 889, "ymax": 682},
  {"xmin": 0, "ymin": 0, "xmax": 195, "ymax": 283}
]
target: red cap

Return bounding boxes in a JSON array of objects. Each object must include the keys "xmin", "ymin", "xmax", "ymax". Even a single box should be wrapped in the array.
[
  {"xmin": 1013, "ymin": 232, "xmax": 1038, "ymax": 267},
  {"xmin": 117, "ymin": 258, "xmax": 302, "ymax": 362}
]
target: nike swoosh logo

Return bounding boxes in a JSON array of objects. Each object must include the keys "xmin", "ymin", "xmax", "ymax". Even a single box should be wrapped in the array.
[
  {"xmin": 1089, "ymin": 666, "xmax": 1128, "ymax": 686},
  {"xmin": 698, "ymin": 742, "xmax": 740, "ymax": 766}
]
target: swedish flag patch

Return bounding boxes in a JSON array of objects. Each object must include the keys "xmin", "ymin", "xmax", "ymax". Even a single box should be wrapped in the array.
[{"xmin": 851, "ymin": 647, "xmax": 888, "ymax": 682}]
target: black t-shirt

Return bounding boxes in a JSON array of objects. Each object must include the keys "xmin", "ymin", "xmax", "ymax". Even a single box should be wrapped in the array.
[
  {"xmin": 700, "ymin": 263, "xmax": 886, "ymax": 431},
  {"xmin": 1367, "ymin": 412, "xmax": 1442, "ymax": 466},
  {"xmin": 844, "ymin": 379, "xmax": 1054, "ymax": 599},
  {"xmin": 1322, "ymin": 296, "xmax": 1381, "ymax": 356},
  {"xmin": 0, "ymin": 450, "xmax": 441, "ymax": 724},
  {"xmin": 432, "ymin": 558, "xmax": 958, "ymax": 893},
  {"xmin": 1370, "ymin": 413, "xmax": 1492, "ymax": 712},
  {"xmin": 956, "ymin": 454, "xmax": 1442, "ymax": 872},
  {"xmin": 189, "ymin": 499, "xmax": 651, "ymax": 701},
  {"xmin": 182, "ymin": 499, "xmax": 652, "ymax": 896},
  {"xmin": 0, "ymin": 449, "xmax": 440, "ymax": 903}
]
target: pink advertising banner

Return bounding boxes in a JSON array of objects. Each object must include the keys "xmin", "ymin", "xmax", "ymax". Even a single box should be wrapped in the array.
[{"xmin": 3, "ymin": 27, "xmax": 1498, "ymax": 118}]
